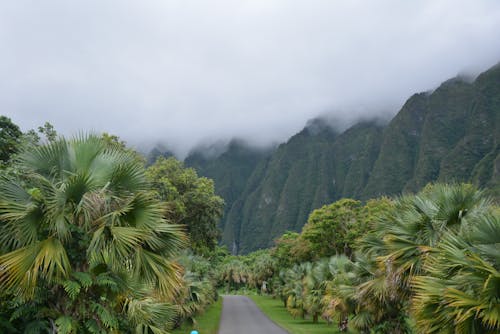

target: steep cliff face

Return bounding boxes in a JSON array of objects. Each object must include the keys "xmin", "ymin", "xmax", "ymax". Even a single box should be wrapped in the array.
[
  {"xmin": 464, "ymin": 64, "xmax": 500, "ymax": 197},
  {"xmin": 365, "ymin": 63, "xmax": 499, "ymax": 198},
  {"xmin": 185, "ymin": 63, "xmax": 500, "ymax": 253},
  {"xmin": 229, "ymin": 122, "xmax": 339, "ymax": 253},
  {"xmin": 362, "ymin": 93, "xmax": 429, "ymax": 198},
  {"xmin": 185, "ymin": 139, "xmax": 271, "ymax": 234}
]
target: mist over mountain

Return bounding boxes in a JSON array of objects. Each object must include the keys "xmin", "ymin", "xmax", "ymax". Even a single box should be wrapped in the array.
[
  {"xmin": 3, "ymin": 1, "xmax": 500, "ymax": 158},
  {"xmin": 178, "ymin": 63, "xmax": 500, "ymax": 253}
]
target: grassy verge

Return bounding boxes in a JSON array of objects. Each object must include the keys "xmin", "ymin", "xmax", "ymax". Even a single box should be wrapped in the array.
[
  {"xmin": 171, "ymin": 298, "xmax": 222, "ymax": 334},
  {"xmin": 250, "ymin": 295, "xmax": 356, "ymax": 334}
]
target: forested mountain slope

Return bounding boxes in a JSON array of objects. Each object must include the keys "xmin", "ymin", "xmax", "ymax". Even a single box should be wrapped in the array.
[
  {"xmin": 185, "ymin": 140, "xmax": 271, "ymax": 237},
  {"xmin": 185, "ymin": 63, "xmax": 500, "ymax": 253}
]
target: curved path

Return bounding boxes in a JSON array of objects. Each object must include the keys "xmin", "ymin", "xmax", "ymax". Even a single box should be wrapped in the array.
[{"xmin": 218, "ymin": 295, "xmax": 288, "ymax": 334}]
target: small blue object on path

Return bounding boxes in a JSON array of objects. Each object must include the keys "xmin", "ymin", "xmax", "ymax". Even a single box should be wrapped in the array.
[{"xmin": 190, "ymin": 331, "xmax": 199, "ymax": 334}]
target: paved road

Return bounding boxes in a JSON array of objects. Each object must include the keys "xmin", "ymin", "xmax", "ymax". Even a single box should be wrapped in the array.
[{"xmin": 218, "ymin": 295, "xmax": 288, "ymax": 334}]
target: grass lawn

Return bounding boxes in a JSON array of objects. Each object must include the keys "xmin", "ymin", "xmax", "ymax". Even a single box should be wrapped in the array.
[
  {"xmin": 250, "ymin": 295, "xmax": 356, "ymax": 334},
  {"xmin": 171, "ymin": 298, "xmax": 222, "ymax": 334}
]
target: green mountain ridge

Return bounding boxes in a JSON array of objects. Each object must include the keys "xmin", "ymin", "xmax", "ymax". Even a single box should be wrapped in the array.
[
  {"xmin": 184, "ymin": 63, "xmax": 500, "ymax": 253},
  {"xmin": 185, "ymin": 139, "xmax": 273, "ymax": 236}
]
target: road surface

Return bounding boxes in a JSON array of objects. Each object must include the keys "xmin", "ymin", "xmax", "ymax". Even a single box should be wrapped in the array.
[{"xmin": 218, "ymin": 295, "xmax": 288, "ymax": 334}]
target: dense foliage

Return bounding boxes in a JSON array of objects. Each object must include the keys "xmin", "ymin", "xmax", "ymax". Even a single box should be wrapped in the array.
[
  {"xmin": 146, "ymin": 157, "xmax": 224, "ymax": 256},
  {"xmin": 0, "ymin": 135, "xmax": 188, "ymax": 333},
  {"xmin": 0, "ymin": 116, "xmax": 22, "ymax": 163},
  {"xmin": 0, "ymin": 129, "xmax": 223, "ymax": 333},
  {"xmin": 214, "ymin": 184, "xmax": 500, "ymax": 333}
]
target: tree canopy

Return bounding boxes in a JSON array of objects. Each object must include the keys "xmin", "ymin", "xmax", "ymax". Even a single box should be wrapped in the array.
[
  {"xmin": 146, "ymin": 157, "xmax": 224, "ymax": 256},
  {"xmin": 0, "ymin": 116, "xmax": 22, "ymax": 163}
]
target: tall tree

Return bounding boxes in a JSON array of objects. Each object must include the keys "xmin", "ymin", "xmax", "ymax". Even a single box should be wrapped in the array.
[
  {"xmin": 350, "ymin": 183, "xmax": 493, "ymax": 333},
  {"xmin": 37, "ymin": 122, "xmax": 57, "ymax": 142},
  {"xmin": 146, "ymin": 157, "xmax": 224, "ymax": 255},
  {"xmin": 0, "ymin": 116, "xmax": 22, "ymax": 163},
  {"xmin": 412, "ymin": 209, "xmax": 500, "ymax": 333},
  {"xmin": 320, "ymin": 255, "xmax": 357, "ymax": 331},
  {"xmin": 301, "ymin": 199, "xmax": 363, "ymax": 259},
  {"xmin": 273, "ymin": 231, "xmax": 312, "ymax": 267}
]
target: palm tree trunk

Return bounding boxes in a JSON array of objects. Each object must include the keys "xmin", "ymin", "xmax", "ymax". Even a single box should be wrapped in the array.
[{"xmin": 338, "ymin": 314, "xmax": 348, "ymax": 332}]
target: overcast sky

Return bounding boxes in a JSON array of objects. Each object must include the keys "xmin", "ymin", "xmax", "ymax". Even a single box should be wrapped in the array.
[{"xmin": 1, "ymin": 0, "xmax": 500, "ymax": 156}]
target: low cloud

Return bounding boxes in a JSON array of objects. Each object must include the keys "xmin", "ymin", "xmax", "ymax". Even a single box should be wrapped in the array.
[{"xmin": 1, "ymin": 0, "xmax": 499, "ymax": 157}]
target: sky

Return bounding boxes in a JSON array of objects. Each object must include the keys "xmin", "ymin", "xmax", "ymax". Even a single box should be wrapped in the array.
[{"xmin": 1, "ymin": 0, "xmax": 500, "ymax": 157}]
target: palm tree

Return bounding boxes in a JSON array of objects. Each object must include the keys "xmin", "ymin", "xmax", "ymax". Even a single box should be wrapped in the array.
[
  {"xmin": 174, "ymin": 269, "xmax": 216, "ymax": 327},
  {"xmin": 381, "ymin": 184, "xmax": 489, "ymax": 284},
  {"xmin": 320, "ymin": 255, "xmax": 356, "ymax": 331},
  {"xmin": 0, "ymin": 135, "xmax": 186, "ymax": 333},
  {"xmin": 303, "ymin": 260, "xmax": 326, "ymax": 323},
  {"xmin": 172, "ymin": 253, "xmax": 217, "ymax": 328},
  {"xmin": 273, "ymin": 269, "xmax": 290, "ymax": 307},
  {"xmin": 349, "ymin": 251, "xmax": 410, "ymax": 333},
  {"xmin": 351, "ymin": 183, "xmax": 493, "ymax": 333},
  {"xmin": 249, "ymin": 251, "xmax": 276, "ymax": 293},
  {"xmin": 412, "ymin": 212, "xmax": 500, "ymax": 333},
  {"xmin": 283, "ymin": 262, "xmax": 311, "ymax": 319},
  {"xmin": 218, "ymin": 258, "xmax": 249, "ymax": 292}
]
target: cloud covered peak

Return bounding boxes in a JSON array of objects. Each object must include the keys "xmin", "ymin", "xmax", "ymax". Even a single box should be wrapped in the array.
[{"xmin": 1, "ymin": 0, "xmax": 500, "ymax": 157}]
